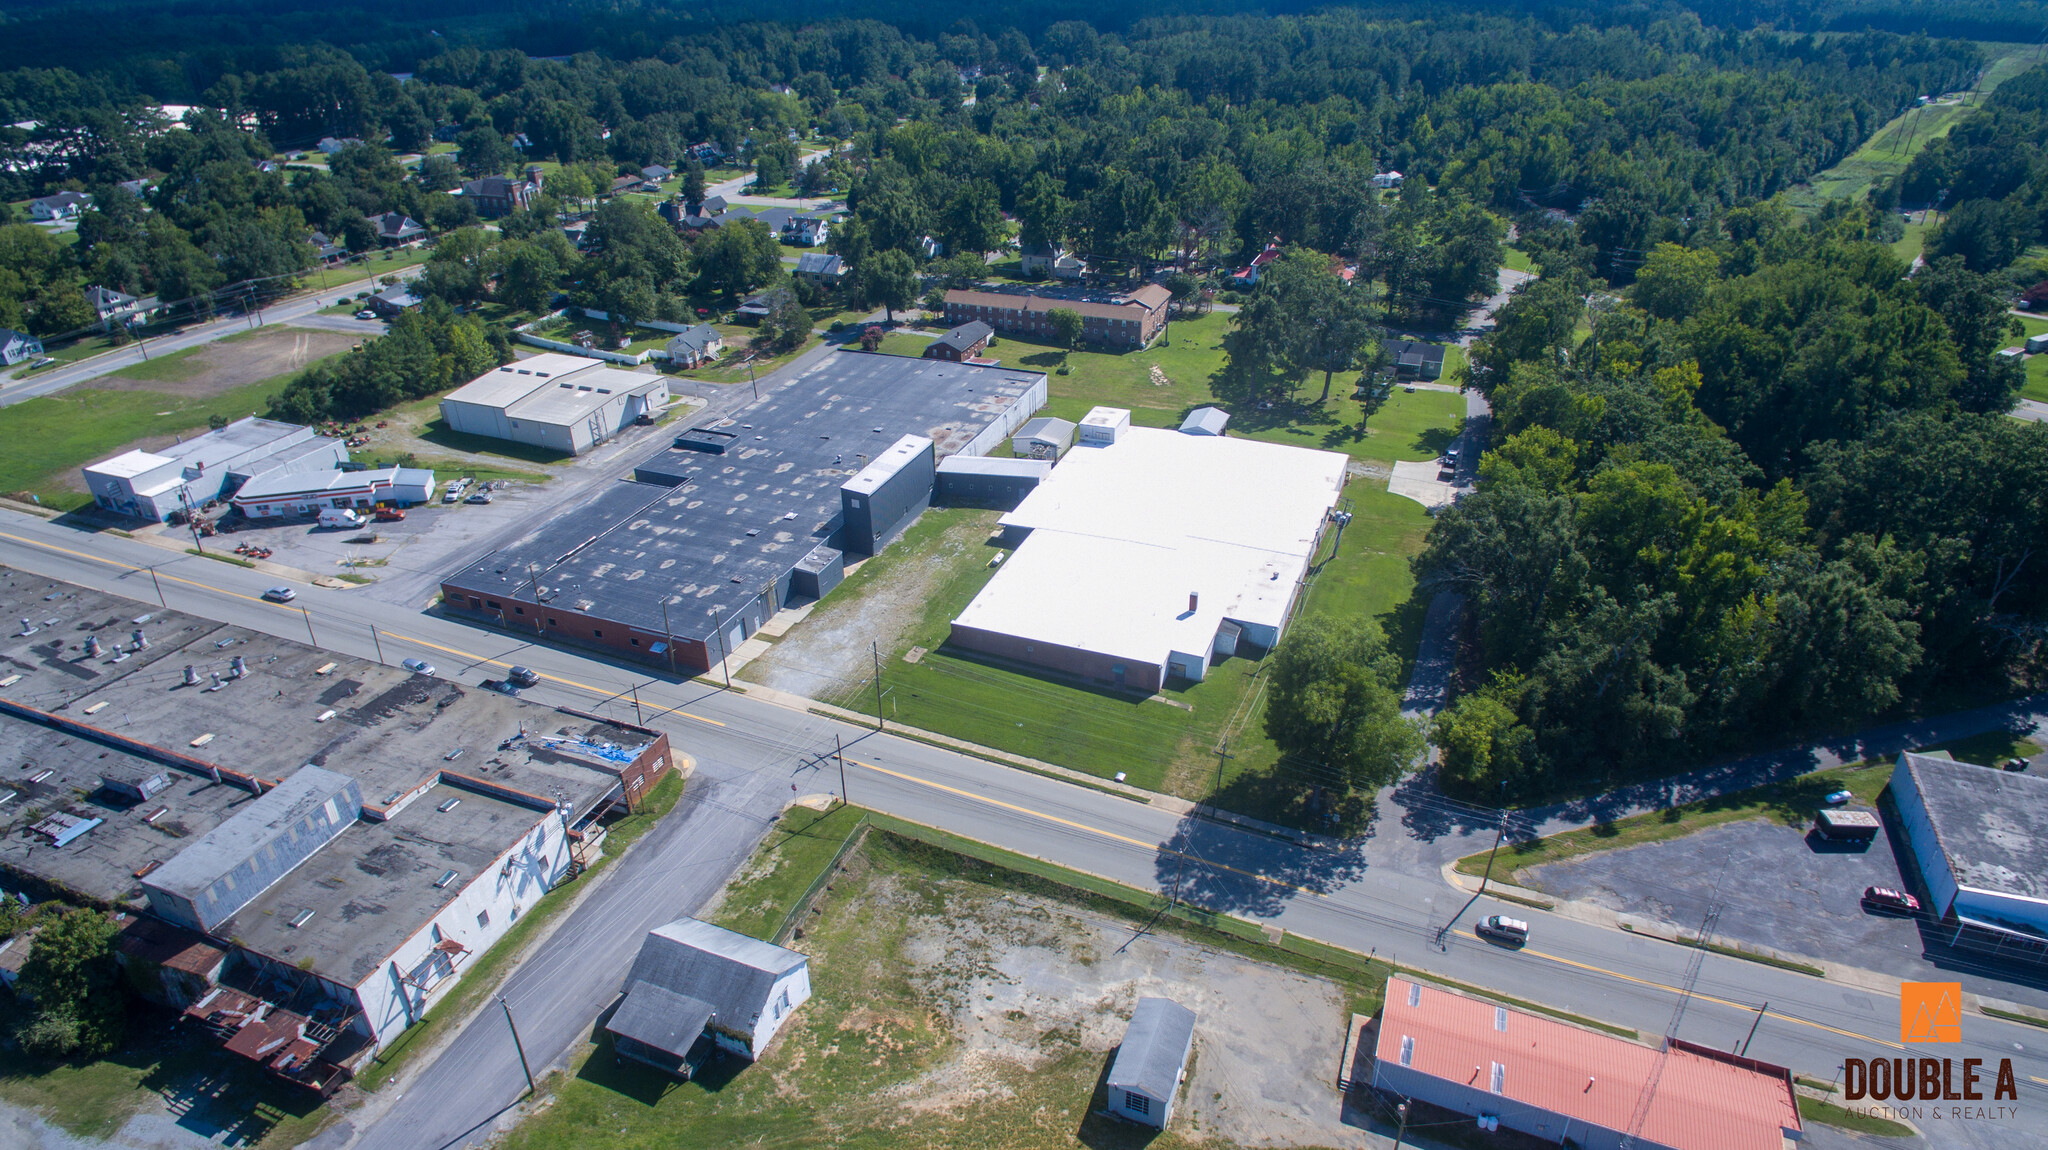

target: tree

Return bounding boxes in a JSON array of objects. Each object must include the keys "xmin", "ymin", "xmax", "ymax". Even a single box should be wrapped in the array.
[
  {"xmin": 693, "ymin": 219, "xmax": 783, "ymax": 299},
  {"xmin": 761, "ymin": 288, "xmax": 810, "ymax": 352},
  {"xmin": 937, "ymin": 179, "xmax": 1003, "ymax": 260},
  {"xmin": 17, "ymin": 909, "xmax": 125, "ymax": 1061},
  {"xmin": 1929, "ymin": 198, "xmax": 2033, "ymax": 273},
  {"xmin": 1263, "ymin": 616, "xmax": 1424, "ymax": 790},
  {"xmin": 1630, "ymin": 243, "xmax": 1720, "ymax": 322},
  {"xmin": 861, "ymin": 249, "xmax": 918, "ymax": 322},
  {"xmin": 751, "ymin": 138, "xmax": 799, "ymax": 190},
  {"xmin": 455, "ymin": 126, "xmax": 515, "ymax": 178},
  {"xmin": 1432, "ymin": 682, "xmax": 1538, "ymax": 797},
  {"xmin": 494, "ymin": 236, "xmax": 568, "ymax": 313},
  {"xmin": 1015, "ymin": 171, "xmax": 1068, "ymax": 253},
  {"xmin": 1222, "ymin": 247, "xmax": 1375, "ymax": 403},
  {"xmin": 1046, "ymin": 306, "xmax": 1084, "ymax": 350},
  {"xmin": 680, "ymin": 158, "xmax": 707, "ymax": 207}
]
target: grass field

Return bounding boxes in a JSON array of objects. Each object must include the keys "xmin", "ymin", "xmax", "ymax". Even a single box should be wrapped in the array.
[
  {"xmin": 705, "ymin": 802, "xmax": 866, "ymax": 940},
  {"xmin": 994, "ymin": 311, "xmax": 1464, "ymax": 465},
  {"xmin": 1797, "ymin": 1096, "xmax": 1916, "ymax": 1138},
  {"xmin": 1502, "ymin": 247, "xmax": 1537, "ymax": 273},
  {"xmin": 296, "ymin": 248, "xmax": 431, "ymax": 297},
  {"xmin": 1785, "ymin": 44, "xmax": 2042, "ymax": 215},
  {"xmin": 0, "ymin": 362, "xmax": 342, "ymax": 510}
]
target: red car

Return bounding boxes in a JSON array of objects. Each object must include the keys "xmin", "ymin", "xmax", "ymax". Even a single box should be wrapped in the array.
[{"xmin": 1862, "ymin": 886, "xmax": 1921, "ymax": 915}]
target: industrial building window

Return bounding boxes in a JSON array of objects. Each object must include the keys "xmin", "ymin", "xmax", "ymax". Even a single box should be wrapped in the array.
[
  {"xmin": 593, "ymin": 629, "xmax": 603, "ymax": 638},
  {"xmin": 547, "ymin": 618, "xmax": 557, "ymax": 626},
  {"xmin": 477, "ymin": 909, "xmax": 491, "ymax": 929},
  {"xmin": 514, "ymin": 606, "xmax": 524, "ymax": 615},
  {"xmin": 1126, "ymin": 1092, "xmax": 1150, "ymax": 1116},
  {"xmin": 1495, "ymin": 1006, "xmax": 1508, "ymax": 1032},
  {"xmin": 1489, "ymin": 1062, "xmax": 1505, "ymax": 1094},
  {"xmin": 486, "ymin": 600, "xmax": 501, "ymax": 610},
  {"xmin": 1398, "ymin": 1036, "xmax": 1414, "ymax": 1066}
]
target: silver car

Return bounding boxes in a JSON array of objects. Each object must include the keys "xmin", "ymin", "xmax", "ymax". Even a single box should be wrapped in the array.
[{"xmin": 401, "ymin": 658, "xmax": 437, "ymax": 677}]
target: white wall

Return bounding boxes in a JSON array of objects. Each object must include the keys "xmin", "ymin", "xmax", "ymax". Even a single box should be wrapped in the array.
[
  {"xmin": 1890, "ymin": 758, "xmax": 1960, "ymax": 918},
  {"xmin": 354, "ymin": 809, "xmax": 572, "ymax": 1047}
]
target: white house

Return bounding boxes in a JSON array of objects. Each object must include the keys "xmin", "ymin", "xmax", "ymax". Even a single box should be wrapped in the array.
[
  {"xmin": 0, "ymin": 327, "xmax": 44, "ymax": 364},
  {"xmin": 607, "ymin": 918, "xmax": 811, "ymax": 1077},
  {"xmin": 663, "ymin": 324, "xmax": 724, "ymax": 368},
  {"xmin": 29, "ymin": 191, "xmax": 91, "ymax": 220},
  {"xmin": 1371, "ymin": 171, "xmax": 1404, "ymax": 189}
]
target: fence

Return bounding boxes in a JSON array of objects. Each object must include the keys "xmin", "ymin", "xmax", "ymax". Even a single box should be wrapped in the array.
[
  {"xmin": 513, "ymin": 332, "xmax": 650, "ymax": 364},
  {"xmin": 771, "ymin": 813, "xmax": 873, "ymax": 945}
]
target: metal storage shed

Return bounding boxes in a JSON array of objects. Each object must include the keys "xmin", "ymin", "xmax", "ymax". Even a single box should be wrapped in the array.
[
  {"xmin": 1106, "ymin": 996, "xmax": 1196, "ymax": 1128},
  {"xmin": 1179, "ymin": 407, "xmax": 1229, "ymax": 436},
  {"xmin": 1011, "ymin": 416, "xmax": 1076, "ymax": 460}
]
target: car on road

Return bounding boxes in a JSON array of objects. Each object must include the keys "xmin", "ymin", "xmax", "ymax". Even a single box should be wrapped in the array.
[
  {"xmin": 1823, "ymin": 789, "xmax": 1853, "ymax": 805},
  {"xmin": 507, "ymin": 665, "xmax": 540, "ymax": 688},
  {"xmin": 1475, "ymin": 914, "xmax": 1529, "ymax": 946},
  {"xmin": 479, "ymin": 679, "xmax": 520, "ymax": 697},
  {"xmin": 1862, "ymin": 886, "xmax": 1921, "ymax": 915},
  {"xmin": 261, "ymin": 586, "xmax": 296, "ymax": 603},
  {"xmin": 401, "ymin": 658, "xmax": 437, "ymax": 677},
  {"xmin": 465, "ymin": 492, "xmax": 492, "ymax": 504},
  {"xmin": 355, "ymin": 309, "xmax": 378, "ymax": 320}
]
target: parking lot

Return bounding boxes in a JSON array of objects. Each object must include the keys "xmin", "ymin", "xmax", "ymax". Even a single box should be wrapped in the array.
[{"xmin": 1522, "ymin": 817, "xmax": 1935, "ymax": 977}]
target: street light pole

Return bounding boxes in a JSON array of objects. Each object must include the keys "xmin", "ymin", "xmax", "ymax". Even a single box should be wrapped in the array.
[
  {"xmin": 872, "ymin": 641, "xmax": 883, "ymax": 731},
  {"xmin": 146, "ymin": 565, "xmax": 166, "ymax": 608},
  {"xmin": 835, "ymin": 733, "xmax": 848, "ymax": 804},
  {"xmin": 369, "ymin": 624, "xmax": 384, "ymax": 664},
  {"xmin": 301, "ymin": 606, "xmax": 316, "ymax": 648},
  {"xmin": 1477, "ymin": 809, "xmax": 1508, "ymax": 896},
  {"xmin": 499, "ymin": 996, "xmax": 536, "ymax": 1096}
]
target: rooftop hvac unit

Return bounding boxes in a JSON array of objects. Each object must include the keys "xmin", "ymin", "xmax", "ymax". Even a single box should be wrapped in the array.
[
  {"xmin": 288, "ymin": 908, "xmax": 316, "ymax": 928},
  {"xmin": 437, "ymin": 797, "xmax": 462, "ymax": 813}
]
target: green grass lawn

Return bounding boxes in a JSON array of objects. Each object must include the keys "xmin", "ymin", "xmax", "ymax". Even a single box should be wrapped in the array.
[
  {"xmin": 1891, "ymin": 219, "xmax": 1930, "ymax": 264},
  {"xmin": 875, "ymin": 331, "xmax": 935, "ymax": 357},
  {"xmin": 704, "ymin": 802, "xmax": 866, "ymax": 940},
  {"xmin": 0, "ymin": 356, "xmax": 348, "ymax": 510},
  {"xmin": 997, "ymin": 312, "xmax": 1464, "ymax": 465},
  {"xmin": 2025, "ymin": 354, "xmax": 2048, "ymax": 404},
  {"xmin": 1921, "ymin": 728, "xmax": 2043, "ymax": 766},
  {"xmin": 1502, "ymin": 248, "xmax": 1537, "ymax": 274},
  {"xmin": 296, "ymin": 248, "xmax": 430, "ymax": 297},
  {"xmin": 675, "ymin": 331, "xmax": 818, "ymax": 385},
  {"xmin": 1797, "ymin": 1096, "xmax": 1915, "ymax": 1138}
]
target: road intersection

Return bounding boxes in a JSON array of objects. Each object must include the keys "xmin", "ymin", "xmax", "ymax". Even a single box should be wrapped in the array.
[{"xmin": 0, "ymin": 514, "xmax": 2041, "ymax": 1149}]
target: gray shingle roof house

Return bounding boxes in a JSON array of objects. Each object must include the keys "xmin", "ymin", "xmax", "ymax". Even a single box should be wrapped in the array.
[
  {"xmin": 29, "ymin": 191, "xmax": 92, "ymax": 220},
  {"xmin": 85, "ymin": 285, "xmax": 139, "ymax": 321},
  {"xmin": 794, "ymin": 252, "xmax": 846, "ymax": 285},
  {"xmin": 1106, "ymin": 997, "xmax": 1196, "ymax": 1128},
  {"xmin": 1383, "ymin": 338, "xmax": 1446, "ymax": 380},
  {"xmin": 0, "ymin": 328, "xmax": 44, "ymax": 365},
  {"xmin": 923, "ymin": 320, "xmax": 993, "ymax": 362},
  {"xmin": 606, "ymin": 918, "xmax": 811, "ymax": 1077},
  {"xmin": 368, "ymin": 212, "xmax": 426, "ymax": 244},
  {"xmin": 664, "ymin": 324, "xmax": 724, "ymax": 367},
  {"xmin": 641, "ymin": 165, "xmax": 673, "ymax": 183}
]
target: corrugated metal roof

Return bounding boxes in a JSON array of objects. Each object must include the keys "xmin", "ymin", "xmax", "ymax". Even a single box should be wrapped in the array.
[
  {"xmin": 607, "ymin": 979, "xmax": 715, "ymax": 1058},
  {"xmin": 1374, "ymin": 977, "xmax": 1799, "ymax": 1150},
  {"xmin": 1106, "ymin": 997, "xmax": 1195, "ymax": 1100}
]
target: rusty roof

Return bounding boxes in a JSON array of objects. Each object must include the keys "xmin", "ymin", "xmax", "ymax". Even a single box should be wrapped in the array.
[{"xmin": 1374, "ymin": 977, "xmax": 1800, "ymax": 1150}]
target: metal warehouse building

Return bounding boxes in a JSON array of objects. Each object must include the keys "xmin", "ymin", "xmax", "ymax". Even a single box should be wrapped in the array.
[
  {"xmin": 439, "ymin": 351, "xmax": 1047, "ymax": 673},
  {"xmin": 82, "ymin": 417, "xmax": 347, "ymax": 521},
  {"xmin": 1370, "ymin": 977, "xmax": 1802, "ymax": 1150},
  {"xmin": 950, "ymin": 410, "xmax": 1346, "ymax": 691},
  {"xmin": 438, "ymin": 353, "xmax": 671, "ymax": 455},
  {"xmin": 1890, "ymin": 751, "xmax": 2048, "ymax": 956},
  {"xmin": 230, "ymin": 465, "xmax": 436, "ymax": 518}
]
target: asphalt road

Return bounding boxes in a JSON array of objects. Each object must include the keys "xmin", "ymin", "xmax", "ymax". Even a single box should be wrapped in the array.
[
  {"xmin": 0, "ymin": 265, "xmax": 423, "ymax": 408},
  {"xmin": 0, "ymin": 516, "xmax": 2044, "ymax": 1149}
]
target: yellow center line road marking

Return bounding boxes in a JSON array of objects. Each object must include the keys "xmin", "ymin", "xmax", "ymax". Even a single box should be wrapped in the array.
[
  {"xmin": 1482, "ymin": 932, "xmax": 1907, "ymax": 1051},
  {"xmin": 0, "ymin": 528, "xmax": 733, "ymax": 727},
  {"xmin": 851, "ymin": 758, "xmax": 1324, "ymax": 896}
]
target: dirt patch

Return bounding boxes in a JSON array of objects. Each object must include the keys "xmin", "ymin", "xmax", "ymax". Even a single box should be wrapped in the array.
[
  {"xmin": 86, "ymin": 327, "xmax": 359, "ymax": 399},
  {"xmin": 1148, "ymin": 364, "xmax": 1172, "ymax": 387}
]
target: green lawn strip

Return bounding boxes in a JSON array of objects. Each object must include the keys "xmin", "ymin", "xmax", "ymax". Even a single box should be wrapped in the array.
[
  {"xmin": 188, "ymin": 549, "xmax": 256, "ymax": 568},
  {"xmin": 703, "ymin": 803, "xmax": 867, "ymax": 940},
  {"xmin": 354, "ymin": 455, "xmax": 552, "ymax": 485},
  {"xmin": 0, "ymin": 356, "xmax": 346, "ymax": 509},
  {"xmin": 1980, "ymin": 1005, "xmax": 2048, "ymax": 1030},
  {"xmin": 675, "ymin": 333, "xmax": 818, "ymax": 384},
  {"xmin": 1452, "ymin": 759, "xmax": 1895, "ymax": 882},
  {"xmin": 295, "ymin": 249, "xmax": 431, "ymax": 297},
  {"xmin": 2021, "ymin": 353, "xmax": 2048, "ymax": 404},
  {"xmin": 1798, "ymin": 1095, "xmax": 1916, "ymax": 1137},
  {"xmin": 1921, "ymin": 729, "xmax": 2043, "ymax": 766},
  {"xmin": 875, "ymin": 331, "xmax": 936, "ymax": 357},
  {"xmin": 355, "ymin": 772, "xmax": 685, "ymax": 1092},
  {"xmin": 1501, "ymin": 249, "xmax": 1537, "ymax": 273},
  {"xmin": 0, "ymin": 1003, "xmax": 332, "ymax": 1145}
]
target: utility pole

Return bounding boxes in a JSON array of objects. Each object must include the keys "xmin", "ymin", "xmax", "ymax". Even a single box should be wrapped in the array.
[
  {"xmin": 712, "ymin": 609, "xmax": 732, "ymax": 688},
  {"xmin": 835, "ymin": 733, "xmax": 848, "ymax": 804},
  {"xmin": 301, "ymin": 606, "xmax": 316, "ymax": 648},
  {"xmin": 499, "ymin": 996, "xmax": 535, "ymax": 1096},
  {"xmin": 1391, "ymin": 1101, "xmax": 1409, "ymax": 1149},
  {"xmin": 146, "ymin": 565, "xmax": 166, "ymax": 608},
  {"xmin": 872, "ymin": 641, "xmax": 884, "ymax": 731},
  {"xmin": 527, "ymin": 564, "xmax": 544, "ymax": 635},
  {"xmin": 1477, "ymin": 808, "xmax": 1508, "ymax": 896},
  {"xmin": 631, "ymin": 684, "xmax": 643, "ymax": 725},
  {"xmin": 369, "ymin": 624, "xmax": 384, "ymax": 663},
  {"xmin": 1740, "ymin": 1001, "xmax": 1769, "ymax": 1057},
  {"xmin": 1209, "ymin": 738, "xmax": 1234, "ymax": 812},
  {"xmin": 659, "ymin": 597, "xmax": 676, "ymax": 677}
]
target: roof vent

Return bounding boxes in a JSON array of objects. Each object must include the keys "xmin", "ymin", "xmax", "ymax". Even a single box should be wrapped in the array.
[
  {"xmin": 436, "ymin": 796, "xmax": 461, "ymax": 813},
  {"xmin": 289, "ymin": 908, "xmax": 316, "ymax": 928},
  {"xmin": 434, "ymin": 868, "xmax": 459, "ymax": 888}
]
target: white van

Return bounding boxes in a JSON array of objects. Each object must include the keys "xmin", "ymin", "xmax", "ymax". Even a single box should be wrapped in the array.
[{"xmin": 317, "ymin": 508, "xmax": 365, "ymax": 529}]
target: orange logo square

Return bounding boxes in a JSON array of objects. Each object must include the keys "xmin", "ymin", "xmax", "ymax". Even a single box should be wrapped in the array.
[{"xmin": 1901, "ymin": 982, "xmax": 1963, "ymax": 1043}]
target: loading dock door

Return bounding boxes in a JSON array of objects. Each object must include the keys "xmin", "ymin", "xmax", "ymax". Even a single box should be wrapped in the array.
[{"xmin": 726, "ymin": 622, "xmax": 743, "ymax": 652}]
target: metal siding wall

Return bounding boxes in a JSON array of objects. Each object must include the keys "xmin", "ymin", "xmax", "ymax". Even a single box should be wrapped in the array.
[
  {"xmin": 1889, "ymin": 761, "xmax": 1960, "ymax": 917},
  {"xmin": 1372, "ymin": 1063, "xmax": 1629, "ymax": 1149},
  {"xmin": 190, "ymin": 776, "xmax": 364, "ymax": 933}
]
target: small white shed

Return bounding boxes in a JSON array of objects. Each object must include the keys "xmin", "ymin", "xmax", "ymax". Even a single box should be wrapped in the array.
[
  {"xmin": 1078, "ymin": 406, "xmax": 1132, "ymax": 447},
  {"xmin": 1105, "ymin": 997, "xmax": 1196, "ymax": 1128}
]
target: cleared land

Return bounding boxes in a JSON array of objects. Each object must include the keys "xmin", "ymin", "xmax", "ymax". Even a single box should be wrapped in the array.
[
  {"xmin": 0, "ymin": 331, "xmax": 358, "ymax": 510},
  {"xmin": 507, "ymin": 811, "xmax": 1393, "ymax": 1150},
  {"xmin": 92, "ymin": 326, "xmax": 359, "ymax": 398}
]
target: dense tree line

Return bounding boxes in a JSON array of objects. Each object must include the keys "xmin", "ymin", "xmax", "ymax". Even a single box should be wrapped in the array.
[
  {"xmin": 1426, "ymin": 202, "xmax": 2047, "ymax": 799},
  {"xmin": 1883, "ymin": 66, "xmax": 2048, "ymax": 281},
  {"xmin": 266, "ymin": 300, "xmax": 508, "ymax": 422}
]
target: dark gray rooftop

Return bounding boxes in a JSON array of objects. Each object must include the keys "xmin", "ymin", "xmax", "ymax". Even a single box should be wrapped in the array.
[
  {"xmin": 608, "ymin": 979, "xmax": 715, "ymax": 1058},
  {"xmin": 1900, "ymin": 751, "xmax": 2048, "ymax": 901},
  {"xmin": 141, "ymin": 766, "xmax": 356, "ymax": 902},
  {"xmin": 442, "ymin": 351, "xmax": 1044, "ymax": 637},
  {"xmin": 930, "ymin": 321, "xmax": 993, "ymax": 354},
  {"xmin": 1107, "ymin": 996, "xmax": 1196, "ymax": 1101},
  {"xmin": 216, "ymin": 780, "xmax": 552, "ymax": 986},
  {"xmin": 624, "ymin": 917, "xmax": 804, "ymax": 1035}
]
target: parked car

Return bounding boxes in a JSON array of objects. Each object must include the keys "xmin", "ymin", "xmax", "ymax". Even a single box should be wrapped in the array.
[
  {"xmin": 2004, "ymin": 758, "xmax": 2031, "ymax": 772},
  {"xmin": 507, "ymin": 665, "xmax": 540, "ymax": 688},
  {"xmin": 373, "ymin": 506, "xmax": 405, "ymax": 521},
  {"xmin": 355, "ymin": 309, "xmax": 377, "ymax": 320},
  {"xmin": 465, "ymin": 492, "xmax": 492, "ymax": 504},
  {"xmin": 479, "ymin": 679, "xmax": 520, "ymax": 697},
  {"xmin": 1475, "ymin": 915, "xmax": 1529, "ymax": 946},
  {"xmin": 442, "ymin": 488, "xmax": 461, "ymax": 503},
  {"xmin": 1823, "ymin": 789, "xmax": 1853, "ymax": 805},
  {"xmin": 400, "ymin": 658, "xmax": 437, "ymax": 677},
  {"xmin": 1862, "ymin": 886, "xmax": 1921, "ymax": 915},
  {"xmin": 261, "ymin": 586, "xmax": 296, "ymax": 603}
]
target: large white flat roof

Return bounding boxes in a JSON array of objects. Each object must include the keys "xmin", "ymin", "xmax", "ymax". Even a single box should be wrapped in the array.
[
  {"xmin": 954, "ymin": 428, "xmax": 1346, "ymax": 666},
  {"xmin": 441, "ymin": 352, "xmax": 605, "ymax": 410},
  {"xmin": 504, "ymin": 365, "xmax": 663, "ymax": 425}
]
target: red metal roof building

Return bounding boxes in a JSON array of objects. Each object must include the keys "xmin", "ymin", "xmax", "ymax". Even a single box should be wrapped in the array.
[{"xmin": 1370, "ymin": 977, "xmax": 1802, "ymax": 1150}]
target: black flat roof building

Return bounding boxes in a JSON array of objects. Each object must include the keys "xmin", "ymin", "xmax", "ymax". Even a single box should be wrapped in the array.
[{"xmin": 440, "ymin": 352, "xmax": 1046, "ymax": 671}]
